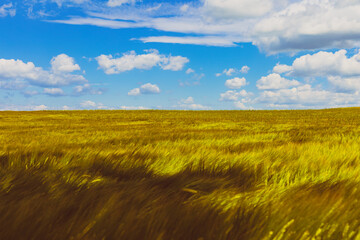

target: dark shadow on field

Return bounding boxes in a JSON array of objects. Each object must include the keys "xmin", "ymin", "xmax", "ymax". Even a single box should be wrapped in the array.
[
  {"xmin": 0, "ymin": 160, "xmax": 268, "ymax": 240},
  {"xmin": 3, "ymin": 165, "xmax": 358, "ymax": 240}
]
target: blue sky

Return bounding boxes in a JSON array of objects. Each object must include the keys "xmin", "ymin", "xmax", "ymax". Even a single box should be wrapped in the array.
[{"xmin": 1, "ymin": 0, "xmax": 360, "ymax": 110}]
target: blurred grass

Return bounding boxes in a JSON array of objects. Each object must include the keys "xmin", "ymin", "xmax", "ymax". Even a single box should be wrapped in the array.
[{"xmin": 1, "ymin": 109, "xmax": 360, "ymax": 239}]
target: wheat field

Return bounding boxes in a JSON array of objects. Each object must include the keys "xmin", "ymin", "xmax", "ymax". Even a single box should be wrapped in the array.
[{"xmin": 1, "ymin": 109, "xmax": 360, "ymax": 239}]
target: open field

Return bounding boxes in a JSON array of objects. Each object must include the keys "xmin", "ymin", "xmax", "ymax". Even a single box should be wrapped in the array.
[{"xmin": 1, "ymin": 109, "xmax": 360, "ymax": 239}]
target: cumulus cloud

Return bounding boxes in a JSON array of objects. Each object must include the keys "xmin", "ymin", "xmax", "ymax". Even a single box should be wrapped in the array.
[
  {"xmin": 73, "ymin": 84, "xmax": 104, "ymax": 95},
  {"xmin": 223, "ymin": 68, "xmax": 236, "ymax": 76},
  {"xmin": 234, "ymin": 101, "xmax": 253, "ymax": 110},
  {"xmin": 271, "ymin": 50, "xmax": 360, "ymax": 94},
  {"xmin": 327, "ymin": 76, "xmax": 360, "ymax": 93},
  {"xmin": 120, "ymin": 106, "xmax": 149, "ymax": 110},
  {"xmin": 33, "ymin": 105, "xmax": 48, "ymax": 111},
  {"xmin": 178, "ymin": 97, "xmax": 211, "ymax": 110},
  {"xmin": 274, "ymin": 50, "xmax": 360, "ymax": 77},
  {"xmin": 80, "ymin": 100, "xmax": 107, "ymax": 109},
  {"xmin": 217, "ymin": 66, "xmax": 250, "ymax": 77},
  {"xmin": 140, "ymin": 83, "xmax": 160, "ymax": 94},
  {"xmin": 128, "ymin": 88, "xmax": 141, "ymax": 96},
  {"xmin": 161, "ymin": 56, "xmax": 190, "ymax": 71},
  {"xmin": 181, "ymin": 96, "xmax": 195, "ymax": 104},
  {"xmin": 219, "ymin": 90, "xmax": 250, "ymax": 101},
  {"xmin": 96, "ymin": 50, "xmax": 189, "ymax": 74},
  {"xmin": 0, "ymin": 104, "xmax": 49, "ymax": 111},
  {"xmin": 257, "ymin": 73, "xmax": 300, "ymax": 90},
  {"xmin": 225, "ymin": 77, "xmax": 247, "ymax": 89},
  {"xmin": 273, "ymin": 64, "xmax": 293, "ymax": 74},
  {"xmin": 240, "ymin": 66, "xmax": 250, "ymax": 74},
  {"xmin": 0, "ymin": 54, "xmax": 86, "ymax": 88},
  {"xmin": 43, "ymin": 88, "xmax": 65, "ymax": 96},
  {"xmin": 31, "ymin": 72, "xmax": 86, "ymax": 87},
  {"xmin": 219, "ymin": 89, "xmax": 253, "ymax": 109},
  {"xmin": 128, "ymin": 83, "xmax": 160, "ymax": 96},
  {"xmin": 51, "ymin": 54, "xmax": 80, "ymax": 73},
  {"xmin": 0, "ymin": 3, "xmax": 16, "ymax": 17},
  {"xmin": 0, "ymin": 59, "xmax": 40, "ymax": 80},
  {"xmin": 253, "ymin": 49, "xmax": 360, "ymax": 108},
  {"xmin": 253, "ymin": 0, "xmax": 360, "ymax": 53},
  {"xmin": 257, "ymin": 84, "xmax": 360, "ymax": 108}
]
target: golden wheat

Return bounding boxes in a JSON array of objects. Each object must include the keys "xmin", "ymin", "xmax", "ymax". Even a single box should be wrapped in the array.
[{"xmin": 0, "ymin": 109, "xmax": 360, "ymax": 239}]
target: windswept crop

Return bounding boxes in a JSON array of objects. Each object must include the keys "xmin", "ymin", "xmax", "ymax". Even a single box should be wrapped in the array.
[{"xmin": 1, "ymin": 109, "xmax": 360, "ymax": 239}]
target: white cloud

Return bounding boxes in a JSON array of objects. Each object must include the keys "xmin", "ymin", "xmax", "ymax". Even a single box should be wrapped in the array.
[
  {"xmin": 33, "ymin": 105, "xmax": 48, "ymax": 111},
  {"xmin": 128, "ymin": 83, "xmax": 160, "ymax": 96},
  {"xmin": 23, "ymin": 90, "xmax": 39, "ymax": 97},
  {"xmin": 217, "ymin": 66, "xmax": 250, "ymax": 77},
  {"xmin": 234, "ymin": 101, "xmax": 253, "ymax": 110},
  {"xmin": 43, "ymin": 88, "xmax": 65, "ymax": 96},
  {"xmin": 186, "ymin": 68, "xmax": 195, "ymax": 74},
  {"xmin": 80, "ymin": 100, "xmax": 107, "ymax": 109},
  {"xmin": 51, "ymin": 0, "xmax": 89, "ymax": 7},
  {"xmin": 271, "ymin": 50, "xmax": 360, "ymax": 93},
  {"xmin": 128, "ymin": 88, "xmax": 141, "ymax": 96},
  {"xmin": 178, "ymin": 97, "xmax": 211, "ymax": 110},
  {"xmin": 30, "ymin": 72, "xmax": 86, "ymax": 87},
  {"xmin": 240, "ymin": 66, "xmax": 250, "ymax": 74},
  {"xmin": 0, "ymin": 55, "xmax": 86, "ymax": 88},
  {"xmin": 51, "ymin": 54, "xmax": 80, "ymax": 73},
  {"xmin": 62, "ymin": 105, "xmax": 71, "ymax": 110},
  {"xmin": 327, "ymin": 76, "xmax": 360, "ymax": 93},
  {"xmin": 96, "ymin": 50, "xmax": 188, "ymax": 74},
  {"xmin": 160, "ymin": 56, "xmax": 189, "ymax": 71},
  {"xmin": 225, "ymin": 77, "xmax": 247, "ymax": 89},
  {"xmin": 219, "ymin": 89, "xmax": 254, "ymax": 109},
  {"xmin": 140, "ymin": 83, "xmax": 160, "ymax": 94},
  {"xmin": 0, "ymin": 59, "xmax": 40, "ymax": 80},
  {"xmin": 146, "ymin": 4, "xmax": 162, "ymax": 12},
  {"xmin": 48, "ymin": 0, "xmax": 360, "ymax": 52},
  {"xmin": 180, "ymin": 4, "xmax": 189, "ymax": 12},
  {"xmin": 253, "ymin": 0, "xmax": 360, "ymax": 53},
  {"xmin": 73, "ymin": 83, "xmax": 103, "ymax": 95},
  {"xmin": 137, "ymin": 36, "xmax": 238, "ymax": 47},
  {"xmin": 0, "ymin": 104, "xmax": 49, "ymax": 111},
  {"xmin": 273, "ymin": 64, "xmax": 293, "ymax": 74},
  {"xmin": 181, "ymin": 96, "xmax": 194, "ymax": 104},
  {"xmin": 80, "ymin": 100, "xmax": 96, "ymax": 107},
  {"xmin": 223, "ymin": 68, "xmax": 236, "ymax": 76},
  {"xmin": 0, "ymin": 3, "xmax": 16, "ymax": 17},
  {"xmin": 0, "ymin": 80, "xmax": 27, "ymax": 90},
  {"xmin": 255, "ymin": 49, "xmax": 360, "ymax": 108},
  {"xmin": 257, "ymin": 84, "xmax": 360, "ymax": 108},
  {"xmin": 276, "ymin": 50, "xmax": 360, "ymax": 77},
  {"xmin": 51, "ymin": 17, "xmax": 140, "ymax": 29},
  {"xmin": 107, "ymin": 0, "xmax": 140, "ymax": 7},
  {"xmin": 203, "ymin": 0, "xmax": 273, "ymax": 19},
  {"xmin": 219, "ymin": 90, "xmax": 250, "ymax": 101},
  {"xmin": 120, "ymin": 106, "xmax": 149, "ymax": 110},
  {"xmin": 257, "ymin": 73, "xmax": 300, "ymax": 90}
]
